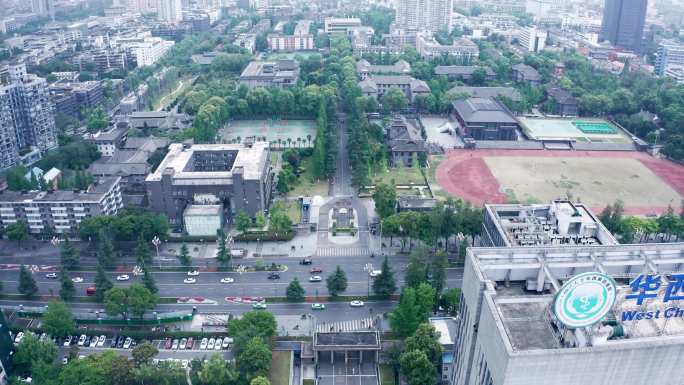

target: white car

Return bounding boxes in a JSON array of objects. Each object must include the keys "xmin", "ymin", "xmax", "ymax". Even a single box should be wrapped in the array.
[
  {"xmin": 181, "ymin": 360, "xmax": 189, "ymax": 369},
  {"xmin": 220, "ymin": 277, "xmax": 234, "ymax": 283},
  {"xmin": 77, "ymin": 334, "xmax": 86, "ymax": 346},
  {"xmin": 187, "ymin": 270, "xmax": 199, "ymax": 276},
  {"xmin": 369, "ymin": 270, "xmax": 382, "ymax": 278},
  {"xmin": 45, "ymin": 273, "xmax": 58, "ymax": 279},
  {"xmin": 63, "ymin": 336, "xmax": 72, "ymax": 347},
  {"xmin": 214, "ymin": 338, "xmax": 222, "ymax": 350},
  {"xmin": 14, "ymin": 332, "xmax": 24, "ymax": 344},
  {"xmin": 116, "ymin": 275, "xmax": 130, "ymax": 281},
  {"xmin": 96, "ymin": 335, "xmax": 106, "ymax": 347},
  {"xmin": 171, "ymin": 339, "xmax": 179, "ymax": 350},
  {"xmin": 62, "ymin": 357, "xmax": 68, "ymax": 365},
  {"xmin": 200, "ymin": 338, "xmax": 208, "ymax": 350},
  {"xmin": 183, "ymin": 278, "xmax": 196, "ymax": 284},
  {"xmin": 78, "ymin": 355, "xmax": 85, "ymax": 360},
  {"xmin": 123, "ymin": 337, "xmax": 132, "ymax": 349},
  {"xmin": 72, "ymin": 277, "xmax": 84, "ymax": 283},
  {"xmin": 207, "ymin": 338, "xmax": 215, "ymax": 350},
  {"xmin": 309, "ymin": 275, "xmax": 322, "ymax": 282},
  {"xmin": 222, "ymin": 337, "xmax": 231, "ymax": 349},
  {"xmin": 350, "ymin": 300, "xmax": 365, "ymax": 307}
]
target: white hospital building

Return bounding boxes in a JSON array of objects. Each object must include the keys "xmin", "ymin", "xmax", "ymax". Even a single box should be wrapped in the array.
[{"xmin": 454, "ymin": 243, "xmax": 684, "ymax": 385}]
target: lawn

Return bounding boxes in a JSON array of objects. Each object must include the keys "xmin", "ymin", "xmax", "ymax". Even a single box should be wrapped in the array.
[
  {"xmin": 426, "ymin": 155, "xmax": 450, "ymax": 200},
  {"xmin": 287, "ymin": 156, "xmax": 329, "ymax": 197},
  {"xmin": 379, "ymin": 364, "xmax": 396, "ymax": 385},
  {"xmin": 372, "ymin": 164, "xmax": 427, "ymax": 186},
  {"xmin": 270, "ymin": 351, "xmax": 292, "ymax": 385},
  {"xmin": 273, "ymin": 201, "xmax": 302, "ymax": 224}
]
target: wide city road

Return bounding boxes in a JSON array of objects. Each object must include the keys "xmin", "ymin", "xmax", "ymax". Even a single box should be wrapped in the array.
[{"xmin": 0, "ymin": 254, "xmax": 464, "ymax": 300}]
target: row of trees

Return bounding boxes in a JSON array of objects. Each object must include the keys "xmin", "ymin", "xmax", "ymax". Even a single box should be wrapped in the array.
[
  {"xmin": 375, "ymin": 192, "xmax": 483, "ymax": 253},
  {"xmin": 600, "ymin": 201, "xmax": 684, "ymax": 243}
]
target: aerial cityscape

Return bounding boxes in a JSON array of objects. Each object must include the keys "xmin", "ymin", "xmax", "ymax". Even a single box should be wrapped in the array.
[{"xmin": 0, "ymin": 0, "xmax": 683, "ymax": 384}]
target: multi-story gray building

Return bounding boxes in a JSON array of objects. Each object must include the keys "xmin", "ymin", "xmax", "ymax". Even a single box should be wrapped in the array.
[
  {"xmin": 599, "ymin": 0, "xmax": 647, "ymax": 52},
  {"xmin": 0, "ymin": 177, "xmax": 123, "ymax": 236},
  {"xmin": 655, "ymin": 39, "xmax": 684, "ymax": 76},
  {"xmin": 455, "ymin": 242, "xmax": 684, "ymax": 385},
  {"xmin": 145, "ymin": 142, "xmax": 273, "ymax": 230},
  {"xmin": 0, "ymin": 63, "xmax": 58, "ymax": 170},
  {"xmin": 239, "ymin": 60, "xmax": 300, "ymax": 88},
  {"xmin": 482, "ymin": 200, "xmax": 618, "ymax": 248},
  {"xmin": 451, "ymin": 97, "xmax": 519, "ymax": 141},
  {"xmin": 358, "ymin": 75, "xmax": 431, "ymax": 102},
  {"xmin": 395, "ymin": 0, "xmax": 453, "ymax": 33}
]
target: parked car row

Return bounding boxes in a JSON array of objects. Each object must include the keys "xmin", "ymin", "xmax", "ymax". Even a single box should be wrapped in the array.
[
  {"xmin": 163, "ymin": 336, "xmax": 232, "ymax": 351},
  {"xmin": 61, "ymin": 334, "xmax": 136, "ymax": 349}
]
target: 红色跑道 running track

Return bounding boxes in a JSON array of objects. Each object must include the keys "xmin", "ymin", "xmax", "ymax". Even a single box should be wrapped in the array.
[{"xmin": 435, "ymin": 149, "xmax": 684, "ymax": 215}]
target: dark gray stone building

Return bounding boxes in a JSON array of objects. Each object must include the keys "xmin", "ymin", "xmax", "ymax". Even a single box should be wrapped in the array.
[
  {"xmin": 451, "ymin": 97, "xmax": 519, "ymax": 141},
  {"xmin": 145, "ymin": 142, "xmax": 273, "ymax": 229}
]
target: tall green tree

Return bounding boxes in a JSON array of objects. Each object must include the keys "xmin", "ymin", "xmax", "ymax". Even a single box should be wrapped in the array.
[
  {"xmin": 60, "ymin": 268, "xmax": 75, "ymax": 301},
  {"xmin": 372, "ymin": 256, "xmax": 397, "ymax": 299},
  {"xmin": 216, "ymin": 228, "xmax": 230, "ymax": 268},
  {"xmin": 60, "ymin": 238, "xmax": 80, "ymax": 270},
  {"xmin": 286, "ymin": 278, "xmax": 306, "ymax": 302},
  {"xmin": 135, "ymin": 235, "xmax": 152, "ymax": 266},
  {"xmin": 416, "ymin": 283, "xmax": 436, "ymax": 319},
  {"xmin": 199, "ymin": 353, "xmax": 239, "ymax": 385},
  {"xmin": 42, "ymin": 300, "xmax": 75, "ymax": 338},
  {"xmin": 94, "ymin": 264, "xmax": 113, "ymax": 302},
  {"xmin": 326, "ymin": 265, "xmax": 348, "ymax": 297},
  {"xmin": 235, "ymin": 211, "xmax": 251, "ymax": 232},
  {"xmin": 127, "ymin": 283, "xmax": 158, "ymax": 319},
  {"xmin": 97, "ymin": 229, "xmax": 115, "ymax": 269},
  {"xmin": 405, "ymin": 323, "xmax": 443, "ymax": 367},
  {"xmin": 236, "ymin": 337, "xmax": 272, "ymax": 381},
  {"xmin": 227, "ymin": 311, "xmax": 277, "ymax": 355},
  {"xmin": 6, "ymin": 220, "xmax": 29, "ymax": 246},
  {"xmin": 131, "ymin": 342, "xmax": 159, "ymax": 366},
  {"xmin": 18, "ymin": 264, "xmax": 38, "ymax": 297},
  {"xmin": 142, "ymin": 267, "xmax": 158, "ymax": 294},
  {"xmin": 400, "ymin": 350, "xmax": 435, "ymax": 385},
  {"xmin": 405, "ymin": 253, "xmax": 429, "ymax": 289},
  {"xmin": 178, "ymin": 243, "xmax": 192, "ymax": 268},
  {"xmin": 104, "ymin": 287, "xmax": 129, "ymax": 319},
  {"xmin": 373, "ymin": 183, "xmax": 397, "ymax": 219},
  {"xmin": 390, "ymin": 287, "xmax": 421, "ymax": 338},
  {"xmin": 14, "ymin": 332, "xmax": 58, "ymax": 371},
  {"xmin": 429, "ymin": 252, "xmax": 448, "ymax": 296}
]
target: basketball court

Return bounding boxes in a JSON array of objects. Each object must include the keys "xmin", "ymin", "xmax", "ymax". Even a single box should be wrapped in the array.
[{"xmin": 221, "ymin": 119, "xmax": 316, "ymax": 147}]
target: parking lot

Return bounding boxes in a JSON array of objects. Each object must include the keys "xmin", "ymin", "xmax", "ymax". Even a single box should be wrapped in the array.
[
  {"xmin": 16, "ymin": 332, "xmax": 235, "ymax": 365},
  {"xmin": 317, "ymin": 352, "xmax": 378, "ymax": 385}
]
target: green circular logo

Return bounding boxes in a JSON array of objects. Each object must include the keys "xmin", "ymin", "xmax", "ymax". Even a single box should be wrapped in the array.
[{"xmin": 553, "ymin": 272, "xmax": 617, "ymax": 328}]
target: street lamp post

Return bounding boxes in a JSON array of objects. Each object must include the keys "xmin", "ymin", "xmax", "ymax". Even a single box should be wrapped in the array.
[{"xmin": 152, "ymin": 236, "xmax": 161, "ymax": 269}]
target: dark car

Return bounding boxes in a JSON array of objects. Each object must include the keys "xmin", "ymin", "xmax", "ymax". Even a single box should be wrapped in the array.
[
  {"xmin": 300, "ymin": 258, "xmax": 312, "ymax": 265},
  {"xmin": 84, "ymin": 336, "xmax": 92, "ymax": 347},
  {"xmin": 110, "ymin": 335, "xmax": 118, "ymax": 348},
  {"xmin": 116, "ymin": 336, "xmax": 125, "ymax": 349},
  {"xmin": 267, "ymin": 272, "xmax": 280, "ymax": 280},
  {"xmin": 310, "ymin": 267, "xmax": 323, "ymax": 273}
]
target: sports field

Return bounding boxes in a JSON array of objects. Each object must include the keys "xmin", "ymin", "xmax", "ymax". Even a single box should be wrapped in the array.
[
  {"xmin": 435, "ymin": 149, "xmax": 684, "ymax": 215},
  {"xmin": 519, "ymin": 117, "xmax": 632, "ymax": 143},
  {"xmin": 221, "ymin": 119, "xmax": 316, "ymax": 148}
]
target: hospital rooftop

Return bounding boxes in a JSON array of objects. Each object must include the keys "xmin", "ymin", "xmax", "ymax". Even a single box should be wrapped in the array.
[{"xmin": 467, "ymin": 243, "xmax": 684, "ymax": 354}]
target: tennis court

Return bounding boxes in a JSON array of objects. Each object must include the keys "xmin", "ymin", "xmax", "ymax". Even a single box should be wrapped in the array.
[
  {"xmin": 519, "ymin": 117, "xmax": 630, "ymax": 143},
  {"xmin": 220, "ymin": 119, "xmax": 316, "ymax": 148}
]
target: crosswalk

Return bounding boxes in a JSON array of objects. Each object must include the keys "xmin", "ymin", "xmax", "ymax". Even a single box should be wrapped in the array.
[
  {"xmin": 315, "ymin": 247, "xmax": 372, "ymax": 257},
  {"xmin": 316, "ymin": 317, "xmax": 376, "ymax": 333}
]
